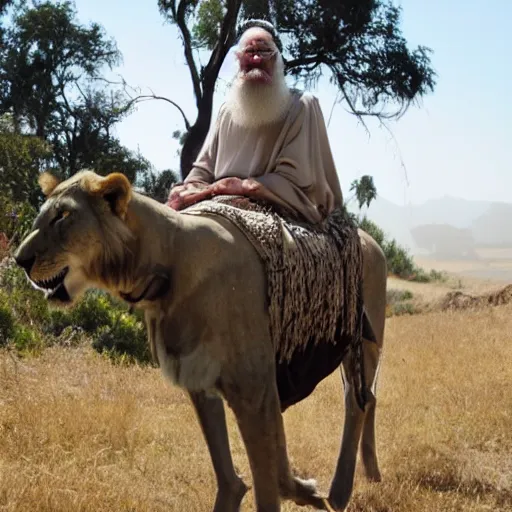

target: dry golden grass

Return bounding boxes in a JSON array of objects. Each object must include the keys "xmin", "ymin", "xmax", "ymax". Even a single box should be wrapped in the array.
[
  {"xmin": 1, "ymin": 304, "xmax": 512, "ymax": 511},
  {"xmin": 414, "ymin": 255, "xmax": 512, "ymax": 284}
]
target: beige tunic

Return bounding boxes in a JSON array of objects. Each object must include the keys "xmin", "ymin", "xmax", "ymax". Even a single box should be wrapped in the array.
[{"xmin": 185, "ymin": 90, "xmax": 343, "ymax": 224}]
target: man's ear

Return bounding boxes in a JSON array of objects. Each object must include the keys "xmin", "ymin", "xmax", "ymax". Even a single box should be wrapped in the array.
[
  {"xmin": 86, "ymin": 172, "xmax": 132, "ymax": 219},
  {"xmin": 38, "ymin": 172, "xmax": 61, "ymax": 196}
]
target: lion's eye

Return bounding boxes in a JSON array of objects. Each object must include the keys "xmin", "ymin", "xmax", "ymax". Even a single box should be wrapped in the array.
[{"xmin": 50, "ymin": 210, "xmax": 70, "ymax": 225}]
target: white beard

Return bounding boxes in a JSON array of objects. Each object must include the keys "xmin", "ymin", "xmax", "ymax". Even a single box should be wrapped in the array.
[{"xmin": 225, "ymin": 56, "xmax": 292, "ymax": 129}]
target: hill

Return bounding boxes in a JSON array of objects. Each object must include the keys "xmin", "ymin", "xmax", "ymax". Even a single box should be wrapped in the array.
[{"xmin": 349, "ymin": 196, "xmax": 512, "ymax": 255}]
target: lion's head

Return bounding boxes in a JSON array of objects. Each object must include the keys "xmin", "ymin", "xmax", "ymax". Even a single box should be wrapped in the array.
[{"xmin": 14, "ymin": 170, "xmax": 134, "ymax": 306}]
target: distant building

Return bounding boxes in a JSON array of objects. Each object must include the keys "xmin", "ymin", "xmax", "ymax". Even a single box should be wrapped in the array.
[{"xmin": 410, "ymin": 224, "xmax": 478, "ymax": 259}]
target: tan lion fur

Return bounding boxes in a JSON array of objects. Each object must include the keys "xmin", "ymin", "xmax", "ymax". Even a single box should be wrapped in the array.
[{"xmin": 15, "ymin": 170, "xmax": 387, "ymax": 512}]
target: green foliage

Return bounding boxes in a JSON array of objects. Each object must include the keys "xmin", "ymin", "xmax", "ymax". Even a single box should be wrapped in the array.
[
  {"xmin": 350, "ymin": 175, "xmax": 378, "ymax": 211},
  {"xmin": 0, "ymin": 276, "xmax": 44, "ymax": 353},
  {"xmin": 0, "ymin": 298, "xmax": 16, "ymax": 346},
  {"xmin": 11, "ymin": 324, "xmax": 44, "ymax": 354},
  {"xmin": 389, "ymin": 301, "xmax": 417, "ymax": 317},
  {"xmin": 386, "ymin": 288, "xmax": 418, "ymax": 317},
  {"xmin": 1, "ymin": 0, "xmax": 120, "ymax": 135},
  {"xmin": 387, "ymin": 289, "xmax": 414, "ymax": 302},
  {"xmin": 278, "ymin": 1, "xmax": 435, "ymax": 113},
  {"xmin": 0, "ymin": 195, "xmax": 38, "ymax": 248},
  {"xmin": 0, "ymin": 262, "xmax": 152, "ymax": 364},
  {"xmin": 0, "ymin": 1, "xmax": 162, "ymax": 188},
  {"xmin": 137, "ymin": 168, "xmax": 179, "ymax": 203},
  {"xmin": 92, "ymin": 312, "xmax": 149, "ymax": 365},
  {"xmin": 159, "ymin": 0, "xmax": 436, "ymax": 177},
  {"xmin": 0, "ymin": 115, "xmax": 51, "ymax": 207},
  {"xmin": 358, "ymin": 216, "xmax": 446, "ymax": 283},
  {"xmin": 192, "ymin": 0, "xmax": 225, "ymax": 50}
]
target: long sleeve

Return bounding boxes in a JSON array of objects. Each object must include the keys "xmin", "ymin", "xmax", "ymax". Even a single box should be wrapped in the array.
[
  {"xmin": 183, "ymin": 93, "xmax": 343, "ymax": 224},
  {"xmin": 184, "ymin": 107, "xmax": 225, "ymax": 184},
  {"xmin": 253, "ymin": 93, "xmax": 343, "ymax": 224}
]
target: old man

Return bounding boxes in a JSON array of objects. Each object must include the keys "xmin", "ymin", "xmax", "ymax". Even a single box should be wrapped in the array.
[{"xmin": 167, "ymin": 19, "xmax": 343, "ymax": 225}]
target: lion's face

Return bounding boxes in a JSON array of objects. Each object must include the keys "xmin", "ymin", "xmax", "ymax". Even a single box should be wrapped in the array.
[{"xmin": 14, "ymin": 170, "xmax": 133, "ymax": 306}]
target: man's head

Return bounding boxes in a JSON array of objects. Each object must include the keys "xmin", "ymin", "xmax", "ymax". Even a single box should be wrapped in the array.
[
  {"xmin": 225, "ymin": 20, "xmax": 291, "ymax": 128},
  {"xmin": 235, "ymin": 26, "xmax": 279, "ymax": 85}
]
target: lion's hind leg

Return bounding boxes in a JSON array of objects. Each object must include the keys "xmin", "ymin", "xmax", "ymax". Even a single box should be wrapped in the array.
[{"xmin": 328, "ymin": 337, "xmax": 382, "ymax": 511}]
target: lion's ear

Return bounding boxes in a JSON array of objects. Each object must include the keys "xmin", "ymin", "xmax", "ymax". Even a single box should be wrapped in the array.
[
  {"xmin": 38, "ymin": 172, "xmax": 61, "ymax": 196},
  {"xmin": 86, "ymin": 172, "xmax": 132, "ymax": 219}
]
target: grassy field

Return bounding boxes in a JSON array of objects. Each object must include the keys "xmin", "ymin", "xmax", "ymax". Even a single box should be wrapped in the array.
[
  {"xmin": 1, "ymin": 299, "xmax": 511, "ymax": 511},
  {"xmin": 415, "ymin": 253, "xmax": 512, "ymax": 283}
]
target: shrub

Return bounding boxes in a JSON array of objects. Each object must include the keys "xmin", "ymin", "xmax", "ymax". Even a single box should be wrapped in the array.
[
  {"xmin": 387, "ymin": 289, "xmax": 414, "ymax": 303},
  {"xmin": 386, "ymin": 288, "xmax": 419, "ymax": 317},
  {"xmin": 12, "ymin": 324, "xmax": 44, "ymax": 355},
  {"xmin": 358, "ymin": 216, "xmax": 446, "ymax": 283},
  {"xmin": 390, "ymin": 301, "xmax": 418, "ymax": 316},
  {"xmin": 92, "ymin": 312, "xmax": 151, "ymax": 365},
  {"xmin": 359, "ymin": 216, "xmax": 385, "ymax": 247},
  {"xmin": 0, "ymin": 299, "xmax": 16, "ymax": 346},
  {"xmin": 0, "ymin": 260, "xmax": 151, "ymax": 364}
]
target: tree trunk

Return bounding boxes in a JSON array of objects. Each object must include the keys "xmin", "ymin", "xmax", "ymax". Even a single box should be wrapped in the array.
[
  {"xmin": 179, "ymin": 90, "xmax": 215, "ymax": 180},
  {"xmin": 179, "ymin": 123, "xmax": 207, "ymax": 180},
  {"xmin": 242, "ymin": 0, "xmax": 271, "ymax": 20}
]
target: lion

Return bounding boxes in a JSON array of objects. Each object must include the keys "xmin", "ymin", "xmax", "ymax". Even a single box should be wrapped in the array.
[{"xmin": 14, "ymin": 170, "xmax": 387, "ymax": 512}]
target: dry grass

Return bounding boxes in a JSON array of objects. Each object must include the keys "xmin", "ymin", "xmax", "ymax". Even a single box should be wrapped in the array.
[
  {"xmin": 414, "ymin": 255, "xmax": 512, "ymax": 284},
  {"xmin": 1, "ymin": 305, "xmax": 512, "ymax": 511}
]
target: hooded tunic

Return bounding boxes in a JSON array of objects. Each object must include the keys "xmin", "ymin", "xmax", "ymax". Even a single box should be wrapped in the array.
[{"xmin": 185, "ymin": 90, "xmax": 343, "ymax": 224}]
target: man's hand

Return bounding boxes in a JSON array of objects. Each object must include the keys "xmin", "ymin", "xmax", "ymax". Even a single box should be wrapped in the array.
[
  {"xmin": 211, "ymin": 177, "xmax": 268, "ymax": 198},
  {"xmin": 166, "ymin": 181, "xmax": 213, "ymax": 210},
  {"xmin": 167, "ymin": 177, "xmax": 281, "ymax": 211},
  {"xmin": 211, "ymin": 177, "xmax": 245, "ymax": 196}
]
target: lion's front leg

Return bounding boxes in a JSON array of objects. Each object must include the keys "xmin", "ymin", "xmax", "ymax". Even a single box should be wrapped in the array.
[
  {"xmin": 226, "ymin": 375, "xmax": 282, "ymax": 512},
  {"xmin": 189, "ymin": 391, "xmax": 248, "ymax": 512}
]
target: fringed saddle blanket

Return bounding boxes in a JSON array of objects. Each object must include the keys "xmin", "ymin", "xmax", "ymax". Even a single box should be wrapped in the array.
[{"xmin": 182, "ymin": 196, "xmax": 369, "ymax": 411}]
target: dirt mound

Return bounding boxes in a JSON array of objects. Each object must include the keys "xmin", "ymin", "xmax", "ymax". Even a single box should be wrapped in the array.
[{"xmin": 441, "ymin": 284, "xmax": 512, "ymax": 311}]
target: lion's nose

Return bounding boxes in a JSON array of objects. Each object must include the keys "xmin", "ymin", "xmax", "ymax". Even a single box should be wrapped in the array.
[{"xmin": 15, "ymin": 255, "xmax": 35, "ymax": 274}]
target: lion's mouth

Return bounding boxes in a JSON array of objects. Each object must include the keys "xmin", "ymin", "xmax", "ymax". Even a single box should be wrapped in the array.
[{"xmin": 33, "ymin": 267, "xmax": 70, "ymax": 301}]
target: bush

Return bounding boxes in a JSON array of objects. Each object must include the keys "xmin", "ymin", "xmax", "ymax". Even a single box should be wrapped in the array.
[
  {"xmin": 0, "ymin": 260, "xmax": 152, "ymax": 364},
  {"xmin": 0, "ymin": 300, "xmax": 16, "ymax": 346},
  {"xmin": 358, "ymin": 216, "xmax": 446, "ymax": 283},
  {"xmin": 386, "ymin": 288, "xmax": 419, "ymax": 317},
  {"xmin": 387, "ymin": 289, "xmax": 414, "ymax": 303},
  {"xmin": 92, "ymin": 312, "xmax": 151, "ymax": 364},
  {"xmin": 11, "ymin": 324, "xmax": 44, "ymax": 355}
]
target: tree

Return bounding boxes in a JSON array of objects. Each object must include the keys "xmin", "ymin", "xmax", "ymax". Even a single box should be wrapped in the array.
[
  {"xmin": 1, "ymin": 1, "xmax": 120, "ymax": 136},
  {"xmin": 0, "ymin": 1, "xmax": 168, "ymax": 190},
  {"xmin": 0, "ymin": 114, "xmax": 51, "ymax": 206},
  {"xmin": 137, "ymin": 168, "xmax": 180, "ymax": 203},
  {"xmin": 350, "ymin": 175, "xmax": 377, "ymax": 211},
  {"xmin": 157, "ymin": 0, "xmax": 436, "ymax": 178},
  {"xmin": 0, "ymin": 113, "xmax": 51, "ymax": 244}
]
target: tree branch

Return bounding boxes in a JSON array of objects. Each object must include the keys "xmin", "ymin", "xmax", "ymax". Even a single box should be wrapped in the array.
[
  {"xmin": 124, "ymin": 93, "xmax": 191, "ymax": 131},
  {"xmin": 338, "ymin": 80, "xmax": 370, "ymax": 137},
  {"xmin": 285, "ymin": 55, "xmax": 323, "ymax": 70},
  {"xmin": 203, "ymin": 0, "xmax": 242, "ymax": 86},
  {"xmin": 175, "ymin": 0, "xmax": 202, "ymax": 103}
]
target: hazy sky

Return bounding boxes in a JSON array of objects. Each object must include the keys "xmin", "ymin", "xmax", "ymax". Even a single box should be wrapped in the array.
[{"xmin": 73, "ymin": 0, "xmax": 511, "ymax": 206}]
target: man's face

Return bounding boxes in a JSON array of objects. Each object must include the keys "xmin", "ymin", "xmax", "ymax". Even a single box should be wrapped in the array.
[{"xmin": 235, "ymin": 28, "xmax": 277, "ymax": 85}]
